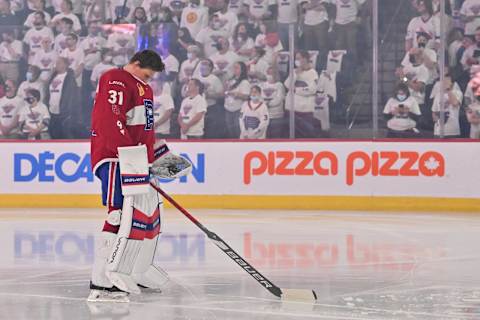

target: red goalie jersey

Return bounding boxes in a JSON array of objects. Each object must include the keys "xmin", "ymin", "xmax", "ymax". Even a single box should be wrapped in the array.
[{"xmin": 91, "ymin": 68, "xmax": 155, "ymax": 173}]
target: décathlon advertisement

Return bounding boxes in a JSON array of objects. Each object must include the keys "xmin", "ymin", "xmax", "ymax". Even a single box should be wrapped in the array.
[{"xmin": 0, "ymin": 140, "xmax": 479, "ymax": 198}]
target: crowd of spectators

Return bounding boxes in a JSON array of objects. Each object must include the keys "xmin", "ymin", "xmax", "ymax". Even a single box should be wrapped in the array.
[
  {"xmin": 385, "ymin": 0, "xmax": 480, "ymax": 139},
  {"xmin": 0, "ymin": 0, "xmax": 478, "ymax": 140}
]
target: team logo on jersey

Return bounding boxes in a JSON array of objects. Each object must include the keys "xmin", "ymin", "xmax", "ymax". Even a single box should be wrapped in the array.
[
  {"xmin": 144, "ymin": 99, "xmax": 154, "ymax": 131},
  {"xmin": 186, "ymin": 12, "xmax": 198, "ymax": 24},
  {"xmin": 137, "ymin": 83, "xmax": 145, "ymax": 97},
  {"xmin": 109, "ymin": 80, "xmax": 126, "ymax": 88}
]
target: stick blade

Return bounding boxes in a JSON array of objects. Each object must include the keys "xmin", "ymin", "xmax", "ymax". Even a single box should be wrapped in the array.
[{"xmin": 281, "ymin": 289, "xmax": 317, "ymax": 302}]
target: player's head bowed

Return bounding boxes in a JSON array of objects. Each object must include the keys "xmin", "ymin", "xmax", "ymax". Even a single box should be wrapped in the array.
[{"xmin": 126, "ymin": 50, "xmax": 165, "ymax": 82}]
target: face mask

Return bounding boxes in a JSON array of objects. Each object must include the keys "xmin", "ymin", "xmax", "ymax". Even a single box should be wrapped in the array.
[
  {"xmin": 294, "ymin": 59, "xmax": 301, "ymax": 68},
  {"xmin": 215, "ymin": 43, "xmax": 224, "ymax": 51},
  {"xmin": 409, "ymin": 54, "xmax": 416, "ymax": 64},
  {"xmin": 418, "ymin": 42, "xmax": 426, "ymax": 48},
  {"xmin": 25, "ymin": 97, "xmax": 35, "ymax": 104},
  {"xmin": 26, "ymin": 72, "xmax": 33, "ymax": 82},
  {"xmin": 187, "ymin": 52, "xmax": 194, "ymax": 60},
  {"xmin": 200, "ymin": 66, "xmax": 210, "ymax": 76},
  {"xmin": 397, "ymin": 94, "xmax": 407, "ymax": 101},
  {"xmin": 250, "ymin": 95, "xmax": 260, "ymax": 102}
]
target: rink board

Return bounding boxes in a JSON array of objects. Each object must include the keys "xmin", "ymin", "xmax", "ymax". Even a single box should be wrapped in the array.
[{"xmin": 1, "ymin": 140, "xmax": 480, "ymax": 211}]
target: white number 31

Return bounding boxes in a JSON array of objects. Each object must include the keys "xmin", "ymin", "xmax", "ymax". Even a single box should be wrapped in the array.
[{"xmin": 108, "ymin": 90, "xmax": 124, "ymax": 105}]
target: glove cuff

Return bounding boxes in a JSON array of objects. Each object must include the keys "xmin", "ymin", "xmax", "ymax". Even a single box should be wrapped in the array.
[{"xmin": 154, "ymin": 143, "xmax": 170, "ymax": 160}]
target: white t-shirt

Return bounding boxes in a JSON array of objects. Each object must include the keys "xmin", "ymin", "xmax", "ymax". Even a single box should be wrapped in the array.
[
  {"xmin": 179, "ymin": 58, "xmax": 200, "ymax": 83},
  {"xmin": 383, "ymin": 96, "xmax": 421, "ymax": 131},
  {"xmin": 460, "ymin": 44, "xmax": 480, "ymax": 72},
  {"xmin": 24, "ymin": 27, "xmax": 55, "ymax": 64},
  {"xmin": 19, "ymin": 102, "xmax": 50, "ymax": 133},
  {"xmin": 211, "ymin": 51, "xmax": 240, "ymax": 82},
  {"xmin": 153, "ymin": 94, "xmax": 175, "ymax": 135},
  {"xmin": 239, "ymin": 100, "xmax": 270, "ymax": 139},
  {"xmin": 0, "ymin": 40, "xmax": 23, "ymax": 62},
  {"xmin": 285, "ymin": 68, "xmax": 318, "ymax": 113},
  {"xmin": 60, "ymin": 47, "xmax": 85, "ymax": 86},
  {"xmin": 230, "ymin": 37, "xmax": 255, "ymax": 62},
  {"xmin": 179, "ymin": 94, "xmax": 208, "ymax": 136},
  {"xmin": 91, "ymin": 63, "xmax": 114, "ymax": 85},
  {"xmin": 318, "ymin": 70, "xmax": 337, "ymax": 102},
  {"xmin": 448, "ymin": 40, "xmax": 463, "ymax": 68},
  {"xmin": 51, "ymin": 12, "xmax": 82, "ymax": 33},
  {"xmin": 17, "ymin": 80, "xmax": 45, "ymax": 102},
  {"xmin": 405, "ymin": 15, "xmax": 440, "ymax": 49},
  {"xmin": 48, "ymin": 72, "xmax": 67, "ymax": 115},
  {"xmin": 105, "ymin": 32, "xmax": 136, "ymax": 66},
  {"xmin": 261, "ymin": 81, "xmax": 285, "ymax": 119},
  {"xmin": 80, "ymin": 35, "xmax": 107, "ymax": 71},
  {"xmin": 326, "ymin": 50, "xmax": 347, "ymax": 73},
  {"xmin": 402, "ymin": 64, "xmax": 429, "ymax": 105},
  {"xmin": 24, "ymin": 11, "xmax": 52, "ymax": 29},
  {"xmin": 431, "ymin": 81, "xmax": 463, "ymax": 136},
  {"xmin": 313, "ymin": 91, "xmax": 330, "ymax": 130},
  {"xmin": 198, "ymin": 73, "xmax": 224, "ymax": 106},
  {"xmin": 225, "ymin": 79, "xmax": 251, "ymax": 112},
  {"xmin": 401, "ymin": 48, "xmax": 438, "ymax": 85},
  {"xmin": 195, "ymin": 27, "xmax": 228, "ymax": 57},
  {"xmin": 248, "ymin": 57, "xmax": 270, "ymax": 84},
  {"xmin": 0, "ymin": 96, "xmax": 22, "ymax": 134},
  {"xmin": 255, "ymin": 34, "xmax": 283, "ymax": 64},
  {"xmin": 244, "ymin": 0, "xmax": 274, "ymax": 19},
  {"xmin": 228, "ymin": 0, "xmax": 244, "ymax": 14},
  {"xmin": 163, "ymin": 54, "xmax": 180, "ymax": 76},
  {"xmin": 303, "ymin": 0, "xmax": 330, "ymax": 26},
  {"xmin": 54, "ymin": 33, "xmax": 68, "ymax": 53},
  {"xmin": 334, "ymin": 0, "xmax": 366, "ymax": 25},
  {"xmin": 31, "ymin": 49, "xmax": 58, "ymax": 83},
  {"xmin": 217, "ymin": 11, "xmax": 239, "ymax": 37},
  {"xmin": 460, "ymin": 0, "xmax": 480, "ymax": 36},
  {"xmin": 180, "ymin": 5, "xmax": 209, "ymax": 38},
  {"xmin": 277, "ymin": 0, "xmax": 298, "ymax": 23}
]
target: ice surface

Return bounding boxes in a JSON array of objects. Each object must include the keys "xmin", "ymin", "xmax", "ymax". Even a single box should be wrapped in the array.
[{"xmin": 1, "ymin": 208, "xmax": 480, "ymax": 319}]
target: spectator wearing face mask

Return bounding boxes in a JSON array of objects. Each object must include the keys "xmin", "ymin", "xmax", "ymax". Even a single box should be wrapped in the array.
[
  {"xmin": 261, "ymin": 66, "xmax": 286, "ymax": 138},
  {"xmin": 151, "ymin": 80, "xmax": 174, "ymax": 139},
  {"xmin": 406, "ymin": 0, "xmax": 439, "ymax": 52},
  {"xmin": 239, "ymin": 85, "xmax": 269, "ymax": 139},
  {"xmin": 224, "ymin": 61, "xmax": 250, "ymax": 138},
  {"xmin": 31, "ymin": 36, "xmax": 57, "ymax": 83},
  {"xmin": 431, "ymin": 72, "xmax": 463, "ymax": 138},
  {"xmin": 195, "ymin": 59, "xmax": 225, "ymax": 138},
  {"xmin": 195, "ymin": 14, "xmax": 229, "ymax": 57},
  {"xmin": 24, "ymin": 0, "xmax": 52, "ymax": 29},
  {"xmin": 178, "ymin": 78, "xmax": 207, "ymax": 139},
  {"xmin": 18, "ymin": 65, "xmax": 45, "ymax": 102},
  {"xmin": 180, "ymin": 0, "xmax": 208, "ymax": 39},
  {"xmin": 0, "ymin": 29, "xmax": 23, "ymax": 83},
  {"xmin": 211, "ymin": 37, "xmax": 240, "ymax": 83},
  {"xmin": 24, "ymin": 12, "xmax": 54, "ymax": 64},
  {"xmin": 179, "ymin": 45, "xmax": 201, "ymax": 89},
  {"xmin": 460, "ymin": 0, "xmax": 480, "ymax": 37},
  {"xmin": 0, "ymin": 79, "xmax": 22, "ymax": 138},
  {"xmin": 46, "ymin": 57, "xmax": 80, "ymax": 139},
  {"xmin": 19, "ymin": 88, "xmax": 50, "ymax": 140},
  {"xmin": 401, "ymin": 32, "xmax": 438, "ymax": 87},
  {"xmin": 383, "ymin": 82, "xmax": 421, "ymax": 138},
  {"xmin": 284, "ymin": 50, "xmax": 319, "ymax": 138},
  {"xmin": 230, "ymin": 23, "xmax": 255, "ymax": 63}
]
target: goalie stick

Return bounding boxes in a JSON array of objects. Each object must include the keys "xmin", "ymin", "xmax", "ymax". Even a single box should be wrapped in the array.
[{"xmin": 149, "ymin": 182, "xmax": 317, "ymax": 302}]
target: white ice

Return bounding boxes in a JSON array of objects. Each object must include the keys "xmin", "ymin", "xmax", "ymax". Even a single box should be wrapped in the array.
[{"xmin": 1, "ymin": 208, "xmax": 480, "ymax": 320}]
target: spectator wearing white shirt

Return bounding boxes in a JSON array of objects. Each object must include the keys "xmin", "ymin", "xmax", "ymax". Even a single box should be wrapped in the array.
[
  {"xmin": 180, "ymin": 0, "xmax": 208, "ymax": 39},
  {"xmin": 60, "ymin": 33, "xmax": 84, "ymax": 86},
  {"xmin": 24, "ymin": 0, "xmax": 52, "ymax": 29},
  {"xmin": 230, "ymin": 23, "xmax": 255, "ymax": 62},
  {"xmin": 383, "ymin": 82, "xmax": 421, "ymax": 138},
  {"xmin": 460, "ymin": 0, "xmax": 480, "ymax": 37},
  {"xmin": 431, "ymin": 73, "xmax": 463, "ymax": 138},
  {"xmin": 17, "ymin": 65, "xmax": 45, "ymax": 102},
  {"xmin": 254, "ymin": 22, "xmax": 283, "ymax": 65},
  {"xmin": 83, "ymin": 0, "xmax": 106, "ymax": 25},
  {"xmin": 196, "ymin": 59, "xmax": 225, "ymax": 138},
  {"xmin": 179, "ymin": 44, "xmax": 200, "ymax": 90},
  {"xmin": 275, "ymin": 0, "xmax": 299, "ymax": 50},
  {"xmin": 19, "ymin": 88, "xmax": 51, "ymax": 140},
  {"xmin": 301, "ymin": 0, "xmax": 330, "ymax": 67},
  {"xmin": 239, "ymin": 85, "xmax": 269, "ymax": 139},
  {"xmin": 448, "ymin": 28, "xmax": 464, "ymax": 69},
  {"xmin": 460, "ymin": 27, "xmax": 480, "ymax": 74},
  {"xmin": 0, "ymin": 79, "xmax": 22, "ymax": 138},
  {"xmin": 24, "ymin": 12, "xmax": 54, "ymax": 64},
  {"xmin": 105, "ymin": 28, "xmax": 136, "ymax": 67},
  {"xmin": 151, "ymin": 80, "xmax": 174, "ymax": 139},
  {"xmin": 228, "ymin": 0, "xmax": 245, "ymax": 14},
  {"xmin": 405, "ymin": 0, "xmax": 439, "ymax": 53},
  {"xmin": 224, "ymin": 61, "xmax": 250, "ymax": 138},
  {"xmin": 31, "ymin": 36, "xmax": 57, "ymax": 83},
  {"xmin": 90, "ymin": 48, "xmax": 114, "ymax": 90},
  {"xmin": 216, "ymin": 0, "xmax": 239, "ymax": 38},
  {"xmin": 178, "ymin": 78, "xmax": 207, "ymax": 139},
  {"xmin": 243, "ymin": 0, "xmax": 275, "ymax": 26},
  {"xmin": 157, "ymin": 45, "xmax": 179, "ymax": 95},
  {"xmin": 0, "ymin": 29, "xmax": 23, "ymax": 83},
  {"xmin": 80, "ymin": 21, "xmax": 106, "ymax": 89},
  {"xmin": 211, "ymin": 37, "xmax": 241, "ymax": 83},
  {"xmin": 261, "ymin": 66, "xmax": 286, "ymax": 138},
  {"xmin": 247, "ymin": 46, "xmax": 269, "ymax": 84},
  {"xmin": 50, "ymin": 0, "xmax": 82, "ymax": 33},
  {"xmin": 466, "ymin": 90, "xmax": 480, "ymax": 139},
  {"xmin": 195, "ymin": 14, "xmax": 229, "ymax": 57},
  {"xmin": 284, "ymin": 50, "xmax": 319, "ymax": 138},
  {"xmin": 53, "ymin": 17, "xmax": 74, "ymax": 53}
]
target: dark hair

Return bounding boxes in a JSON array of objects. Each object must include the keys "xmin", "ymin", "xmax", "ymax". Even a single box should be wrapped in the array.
[
  {"xmin": 417, "ymin": 0, "xmax": 433, "ymax": 16},
  {"xmin": 67, "ymin": 32, "xmax": 78, "ymax": 41},
  {"xmin": 129, "ymin": 50, "xmax": 165, "ymax": 72},
  {"xmin": 29, "ymin": 65, "xmax": 41, "ymax": 77},
  {"xmin": 63, "ymin": 0, "xmax": 73, "ymax": 10},
  {"xmin": 61, "ymin": 17, "xmax": 74, "ymax": 26},
  {"xmin": 297, "ymin": 50, "xmax": 310, "ymax": 61},
  {"xmin": 190, "ymin": 78, "xmax": 204, "ymax": 94},
  {"xmin": 200, "ymin": 59, "xmax": 214, "ymax": 72},
  {"xmin": 233, "ymin": 22, "xmax": 250, "ymax": 40},
  {"xmin": 251, "ymin": 85, "xmax": 261, "ymax": 94},
  {"xmin": 230, "ymin": 61, "xmax": 248, "ymax": 90},
  {"xmin": 34, "ymin": 11, "xmax": 46, "ymax": 21},
  {"xmin": 395, "ymin": 82, "xmax": 410, "ymax": 99},
  {"xmin": 26, "ymin": 88, "xmax": 41, "ymax": 101},
  {"xmin": 100, "ymin": 48, "xmax": 111, "ymax": 58}
]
